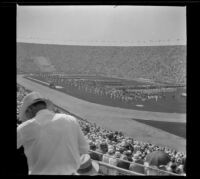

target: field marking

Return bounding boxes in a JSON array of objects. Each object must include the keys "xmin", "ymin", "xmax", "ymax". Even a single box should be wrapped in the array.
[
  {"xmin": 26, "ymin": 76, "xmax": 50, "ymax": 85},
  {"xmin": 55, "ymin": 86, "xmax": 63, "ymax": 89},
  {"xmin": 136, "ymin": 104, "xmax": 144, "ymax": 107}
]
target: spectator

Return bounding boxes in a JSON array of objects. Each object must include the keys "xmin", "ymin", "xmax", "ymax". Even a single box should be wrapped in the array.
[
  {"xmin": 129, "ymin": 158, "xmax": 145, "ymax": 174},
  {"xmin": 117, "ymin": 154, "xmax": 130, "ymax": 170},
  {"xmin": 17, "ymin": 92, "xmax": 89, "ymax": 175},
  {"xmin": 109, "ymin": 151, "xmax": 121, "ymax": 166},
  {"xmin": 89, "ymin": 142, "xmax": 97, "ymax": 151},
  {"xmin": 88, "ymin": 141, "xmax": 102, "ymax": 161},
  {"xmin": 132, "ymin": 151, "xmax": 142, "ymax": 162},
  {"xmin": 102, "ymin": 148, "xmax": 114, "ymax": 164},
  {"xmin": 118, "ymin": 146, "xmax": 125, "ymax": 154},
  {"xmin": 124, "ymin": 150, "xmax": 133, "ymax": 162},
  {"xmin": 169, "ymin": 162, "xmax": 178, "ymax": 174},
  {"xmin": 89, "ymin": 150, "xmax": 102, "ymax": 161},
  {"xmin": 91, "ymin": 145, "xmax": 103, "ymax": 161},
  {"xmin": 157, "ymin": 165, "xmax": 172, "ymax": 175},
  {"xmin": 77, "ymin": 154, "xmax": 100, "ymax": 175},
  {"xmin": 99, "ymin": 142, "xmax": 108, "ymax": 154},
  {"xmin": 144, "ymin": 162, "xmax": 165, "ymax": 175},
  {"xmin": 144, "ymin": 150, "xmax": 171, "ymax": 175},
  {"xmin": 175, "ymin": 164, "xmax": 184, "ymax": 175}
]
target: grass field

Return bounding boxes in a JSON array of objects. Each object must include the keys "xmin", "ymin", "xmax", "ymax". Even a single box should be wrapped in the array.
[
  {"xmin": 132, "ymin": 119, "xmax": 186, "ymax": 138},
  {"xmin": 26, "ymin": 75, "xmax": 186, "ymax": 114}
]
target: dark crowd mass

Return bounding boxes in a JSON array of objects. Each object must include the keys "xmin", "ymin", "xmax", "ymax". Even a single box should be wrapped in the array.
[{"xmin": 17, "ymin": 84, "xmax": 186, "ymax": 175}]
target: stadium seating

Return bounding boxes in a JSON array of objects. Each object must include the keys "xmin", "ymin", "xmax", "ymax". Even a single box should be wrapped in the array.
[{"xmin": 17, "ymin": 43, "xmax": 186, "ymax": 84}]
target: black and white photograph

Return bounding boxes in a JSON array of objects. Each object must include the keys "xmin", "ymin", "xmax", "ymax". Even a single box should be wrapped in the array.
[{"xmin": 17, "ymin": 5, "xmax": 186, "ymax": 175}]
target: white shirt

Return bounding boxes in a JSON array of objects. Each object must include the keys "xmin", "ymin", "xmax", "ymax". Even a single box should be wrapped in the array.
[{"xmin": 17, "ymin": 109, "xmax": 89, "ymax": 175}]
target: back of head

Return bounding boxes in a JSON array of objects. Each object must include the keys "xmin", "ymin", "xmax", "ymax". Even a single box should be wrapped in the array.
[
  {"xmin": 32, "ymin": 100, "xmax": 47, "ymax": 111},
  {"xmin": 25, "ymin": 100, "xmax": 47, "ymax": 120},
  {"xmin": 19, "ymin": 92, "xmax": 48, "ymax": 122},
  {"xmin": 100, "ymin": 143, "xmax": 108, "ymax": 154},
  {"xmin": 90, "ymin": 143, "xmax": 97, "ymax": 151}
]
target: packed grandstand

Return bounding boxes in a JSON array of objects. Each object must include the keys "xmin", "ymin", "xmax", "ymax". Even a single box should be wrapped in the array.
[
  {"xmin": 17, "ymin": 43, "xmax": 186, "ymax": 85},
  {"xmin": 17, "ymin": 84, "xmax": 186, "ymax": 175}
]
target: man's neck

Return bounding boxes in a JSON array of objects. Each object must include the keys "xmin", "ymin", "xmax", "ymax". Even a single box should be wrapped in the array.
[{"xmin": 35, "ymin": 108, "xmax": 48, "ymax": 116}]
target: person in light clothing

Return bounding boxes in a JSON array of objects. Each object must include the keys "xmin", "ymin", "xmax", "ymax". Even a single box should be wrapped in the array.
[{"xmin": 17, "ymin": 92, "xmax": 89, "ymax": 175}]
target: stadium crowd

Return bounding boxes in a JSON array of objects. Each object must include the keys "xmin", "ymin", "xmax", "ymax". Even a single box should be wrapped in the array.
[{"xmin": 17, "ymin": 84, "xmax": 186, "ymax": 175}]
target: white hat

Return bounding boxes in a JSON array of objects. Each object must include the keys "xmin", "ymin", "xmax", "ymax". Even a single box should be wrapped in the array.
[{"xmin": 19, "ymin": 92, "xmax": 50, "ymax": 122}]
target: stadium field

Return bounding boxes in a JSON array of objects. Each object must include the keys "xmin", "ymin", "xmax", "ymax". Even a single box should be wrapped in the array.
[
  {"xmin": 24, "ymin": 75, "xmax": 186, "ymax": 122},
  {"xmin": 132, "ymin": 119, "xmax": 186, "ymax": 138},
  {"xmin": 17, "ymin": 75, "xmax": 186, "ymax": 152},
  {"xmin": 25, "ymin": 75, "xmax": 186, "ymax": 114}
]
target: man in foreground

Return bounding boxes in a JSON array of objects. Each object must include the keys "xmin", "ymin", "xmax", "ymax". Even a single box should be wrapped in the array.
[{"xmin": 17, "ymin": 92, "xmax": 89, "ymax": 175}]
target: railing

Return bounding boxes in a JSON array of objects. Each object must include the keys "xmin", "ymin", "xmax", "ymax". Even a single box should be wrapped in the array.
[
  {"xmin": 89, "ymin": 150, "xmax": 181, "ymax": 176},
  {"xmin": 97, "ymin": 161, "xmax": 144, "ymax": 175}
]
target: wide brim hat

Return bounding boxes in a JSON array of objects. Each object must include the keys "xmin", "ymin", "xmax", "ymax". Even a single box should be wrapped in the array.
[
  {"xmin": 19, "ymin": 92, "xmax": 53, "ymax": 122},
  {"xmin": 145, "ymin": 150, "xmax": 171, "ymax": 167}
]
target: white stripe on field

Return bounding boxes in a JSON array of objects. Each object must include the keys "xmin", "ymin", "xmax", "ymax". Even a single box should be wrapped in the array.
[{"xmin": 26, "ymin": 76, "xmax": 50, "ymax": 85}]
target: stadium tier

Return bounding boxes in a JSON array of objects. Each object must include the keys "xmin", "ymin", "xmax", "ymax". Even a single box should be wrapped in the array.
[{"xmin": 17, "ymin": 43, "xmax": 186, "ymax": 85}]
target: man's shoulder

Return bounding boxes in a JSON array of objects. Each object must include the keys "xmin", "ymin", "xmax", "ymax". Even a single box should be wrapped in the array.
[
  {"xmin": 54, "ymin": 113, "xmax": 78, "ymax": 122},
  {"xmin": 17, "ymin": 119, "xmax": 35, "ymax": 129},
  {"xmin": 17, "ymin": 119, "xmax": 39, "ymax": 134}
]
